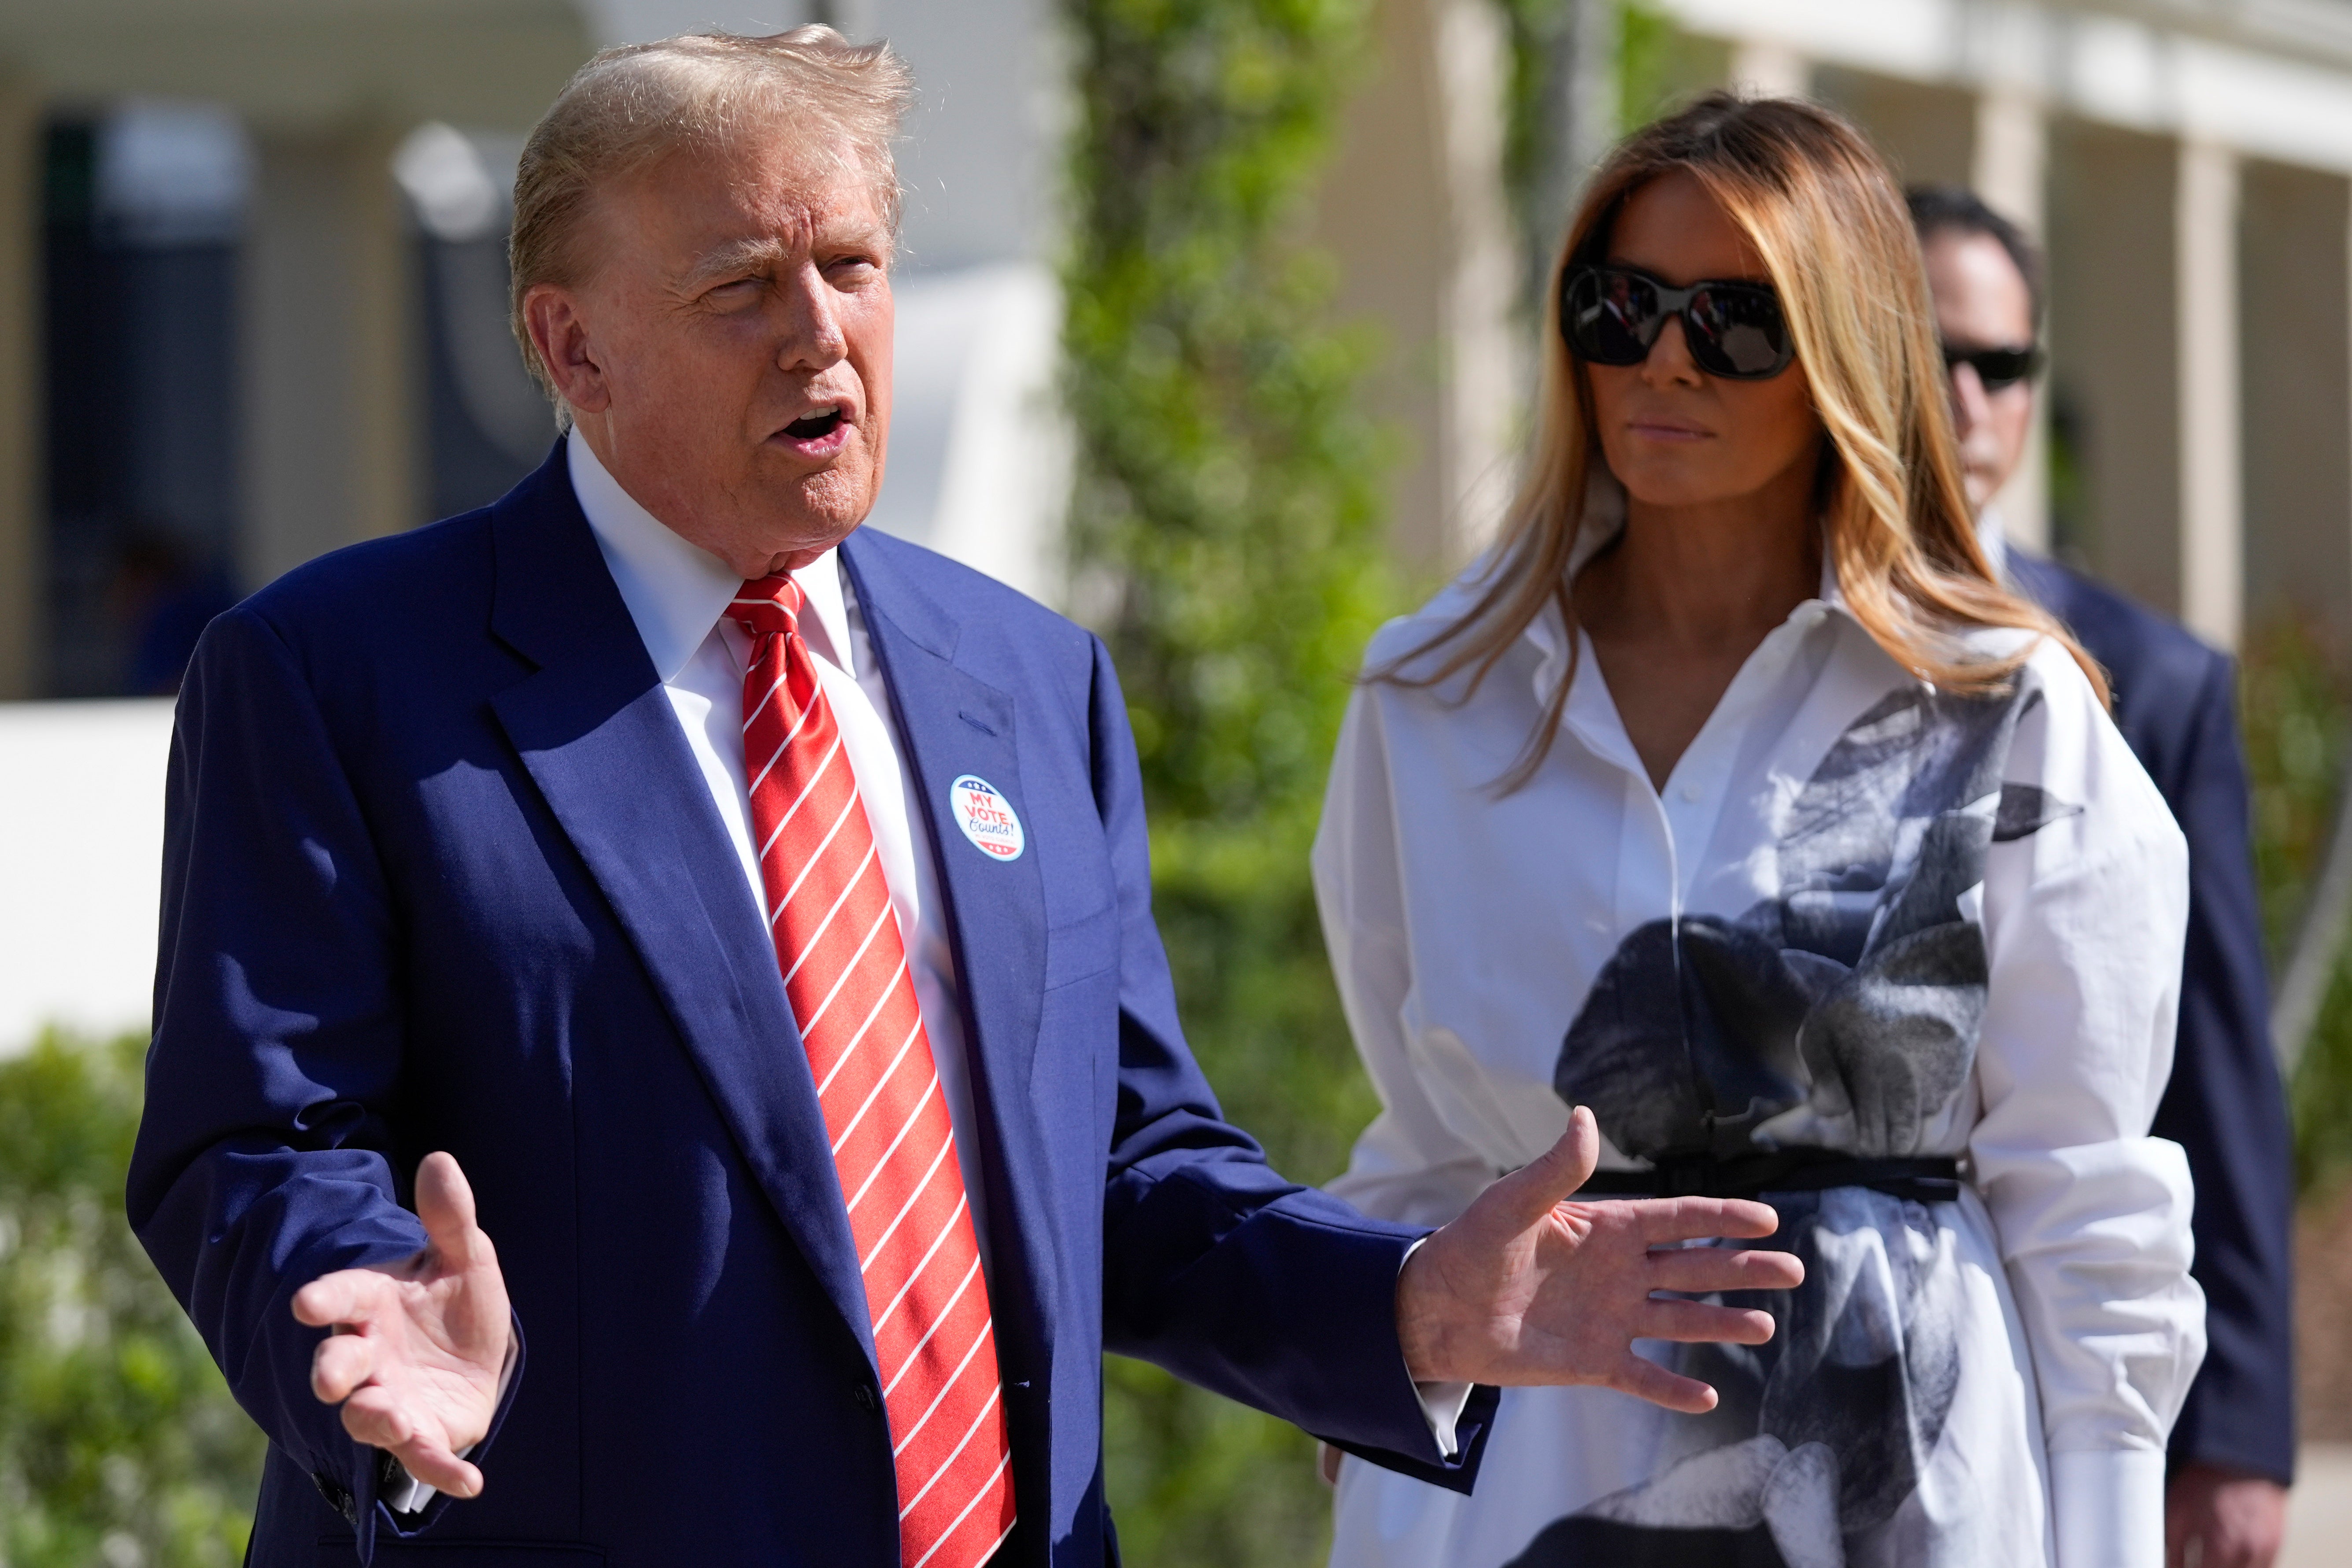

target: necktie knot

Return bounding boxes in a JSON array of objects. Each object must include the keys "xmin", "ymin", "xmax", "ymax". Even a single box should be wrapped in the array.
[{"xmin": 728, "ymin": 574, "xmax": 805, "ymax": 641}]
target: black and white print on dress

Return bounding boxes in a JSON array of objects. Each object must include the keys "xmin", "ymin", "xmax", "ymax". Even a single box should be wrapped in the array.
[{"xmin": 1518, "ymin": 684, "xmax": 2077, "ymax": 1568}]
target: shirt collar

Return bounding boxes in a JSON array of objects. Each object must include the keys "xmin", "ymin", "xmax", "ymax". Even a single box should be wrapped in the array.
[{"xmin": 567, "ymin": 433, "xmax": 856, "ymax": 681}]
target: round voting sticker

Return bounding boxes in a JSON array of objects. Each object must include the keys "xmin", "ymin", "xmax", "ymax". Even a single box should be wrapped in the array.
[{"xmin": 950, "ymin": 775, "xmax": 1025, "ymax": 862}]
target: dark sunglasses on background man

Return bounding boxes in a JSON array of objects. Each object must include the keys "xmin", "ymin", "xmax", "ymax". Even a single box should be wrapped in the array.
[
  {"xmin": 1561, "ymin": 261, "xmax": 1797, "ymax": 380},
  {"xmin": 1942, "ymin": 342, "xmax": 2044, "ymax": 391}
]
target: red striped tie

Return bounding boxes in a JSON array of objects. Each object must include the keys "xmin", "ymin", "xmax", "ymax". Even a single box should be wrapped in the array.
[{"xmin": 730, "ymin": 574, "xmax": 1015, "ymax": 1568}]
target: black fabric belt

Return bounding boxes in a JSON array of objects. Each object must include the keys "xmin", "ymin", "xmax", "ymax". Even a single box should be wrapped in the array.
[{"xmin": 1575, "ymin": 1151, "xmax": 1964, "ymax": 1203}]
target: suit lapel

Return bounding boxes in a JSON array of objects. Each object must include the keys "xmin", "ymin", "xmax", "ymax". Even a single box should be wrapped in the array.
[
  {"xmin": 484, "ymin": 453, "xmax": 880, "ymax": 1370},
  {"xmin": 840, "ymin": 532, "xmax": 1061, "ymax": 1367}
]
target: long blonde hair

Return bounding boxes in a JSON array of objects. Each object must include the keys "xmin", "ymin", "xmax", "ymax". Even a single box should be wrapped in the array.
[{"xmin": 1388, "ymin": 92, "xmax": 2102, "ymax": 787}]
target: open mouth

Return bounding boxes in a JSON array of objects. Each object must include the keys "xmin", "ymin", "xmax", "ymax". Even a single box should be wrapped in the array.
[{"xmin": 783, "ymin": 405, "xmax": 847, "ymax": 441}]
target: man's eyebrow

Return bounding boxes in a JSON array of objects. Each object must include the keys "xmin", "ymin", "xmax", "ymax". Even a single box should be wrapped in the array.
[
  {"xmin": 828, "ymin": 218, "xmax": 893, "ymax": 251},
  {"xmin": 679, "ymin": 237, "xmax": 788, "ymax": 288},
  {"xmin": 677, "ymin": 224, "xmax": 889, "ymax": 290}
]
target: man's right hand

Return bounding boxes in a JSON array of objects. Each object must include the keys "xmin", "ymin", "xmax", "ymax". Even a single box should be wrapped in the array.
[{"xmin": 292, "ymin": 1152, "xmax": 512, "ymax": 1499}]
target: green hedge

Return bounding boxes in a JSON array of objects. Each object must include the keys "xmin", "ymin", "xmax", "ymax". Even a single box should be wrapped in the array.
[
  {"xmin": 1059, "ymin": 0, "xmax": 1403, "ymax": 1561},
  {"xmin": 0, "ymin": 1032, "xmax": 260, "ymax": 1566},
  {"xmin": 2239, "ymin": 618, "xmax": 2352, "ymax": 1193}
]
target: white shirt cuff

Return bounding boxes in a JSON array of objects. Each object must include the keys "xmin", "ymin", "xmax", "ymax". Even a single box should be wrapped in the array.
[
  {"xmin": 2050, "ymin": 1448, "xmax": 2167, "ymax": 1568},
  {"xmin": 1412, "ymin": 1377, "xmax": 1474, "ymax": 1460},
  {"xmin": 1399, "ymin": 1235, "xmax": 1472, "ymax": 1459},
  {"xmin": 380, "ymin": 1331, "xmax": 521, "ymax": 1516}
]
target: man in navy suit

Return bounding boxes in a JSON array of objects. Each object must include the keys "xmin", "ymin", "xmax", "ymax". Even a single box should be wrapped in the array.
[
  {"xmin": 1910, "ymin": 185, "xmax": 2298, "ymax": 1568},
  {"xmin": 128, "ymin": 30, "xmax": 1801, "ymax": 1567}
]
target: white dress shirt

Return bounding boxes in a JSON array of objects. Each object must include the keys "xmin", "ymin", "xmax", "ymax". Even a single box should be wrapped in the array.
[
  {"xmin": 1316, "ymin": 505, "xmax": 2204, "ymax": 1568},
  {"xmin": 566, "ymin": 434, "xmax": 995, "ymax": 1265}
]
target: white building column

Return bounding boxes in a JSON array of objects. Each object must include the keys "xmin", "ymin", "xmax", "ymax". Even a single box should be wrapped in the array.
[
  {"xmin": 1435, "ymin": 0, "xmax": 1520, "ymax": 559},
  {"xmin": 2176, "ymin": 138, "xmax": 2242, "ymax": 651},
  {"xmin": 1728, "ymin": 37, "xmax": 1808, "ymax": 100},
  {"xmin": 1314, "ymin": 0, "xmax": 1520, "ymax": 569},
  {"xmin": 2046, "ymin": 123, "xmax": 2180, "ymax": 614},
  {"xmin": 1817, "ymin": 72, "xmax": 1972, "ymax": 185},
  {"xmin": 2237, "ymin": 161, "xmax": 2352, "ymax": 647},
  {"xmin": 240, "ymin": 125, "xmax": 419, "ymax": 590},
  {"xmin": 1973, "ymin": 87, "xmax": 2050, "ymax": 552},
  {"xmin": 0, "ymin": 78, "xmax": 38, "ymax": 699}
]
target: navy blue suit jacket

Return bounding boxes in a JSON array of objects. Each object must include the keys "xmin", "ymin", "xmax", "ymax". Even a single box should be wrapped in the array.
[
  {"xmin": 2008, "ymin": 550, "xmax": 2297, "ymax": 1485},
  {"xmin": 127, "ymin": 448, "xmax": 1496, "ymax": 1567}
]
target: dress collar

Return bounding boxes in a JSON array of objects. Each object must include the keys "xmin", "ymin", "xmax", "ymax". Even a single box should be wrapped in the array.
[{"xmin": 566, "ymin": 432, "xmax": 855, "ymax": 681}]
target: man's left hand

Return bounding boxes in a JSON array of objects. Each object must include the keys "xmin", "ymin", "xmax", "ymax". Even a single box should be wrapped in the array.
[
  {"xmin": 292, "ymin": 1153, "xmax": 511, "ymax": 1498},
  {"xmin": 2167, "ymin": 1463, "xmax": 2289, "ymax": 1568},
  {"xmin": 1396, "ymin": 1105, "xmax": 1805, "ymax": 1412}
]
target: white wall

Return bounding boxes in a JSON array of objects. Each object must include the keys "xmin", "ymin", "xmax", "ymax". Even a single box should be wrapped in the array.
[
  {"xmin": 869, "ymin": 0, "xmax": 1064, "ymax": 274},
  {"xmin": 576, "ymin": 0, "xmax": 1063, "ymax": 270},
  {"xmin": 1661, "ymin": 0, "xmax": 2352, "ymax": 178},
  {"xmin": 867, "ymin": 264, "xmax": 1067, "ymax": 604},
  {"xmin": 0, "ymin": 700, "xmax": 175, "ymax": 1051}
]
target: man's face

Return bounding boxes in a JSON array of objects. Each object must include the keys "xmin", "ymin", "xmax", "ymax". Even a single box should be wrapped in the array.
[
  {"xmin": 1920, "ymin": 228, "xmax": 2036, "ymax": 514},
  {"xmin": 525, "ymin": 135, "xmax": 894, "ymax": 579}
]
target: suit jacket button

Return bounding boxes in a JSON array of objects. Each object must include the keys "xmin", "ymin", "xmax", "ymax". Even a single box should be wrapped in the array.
[{"xmin": 853, "ymin": 1382, "xmax": 879, "ymax": 1413}]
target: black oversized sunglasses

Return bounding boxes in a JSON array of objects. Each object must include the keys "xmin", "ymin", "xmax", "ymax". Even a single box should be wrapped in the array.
[
  {"xmin": 1943, "ymin": 342, "xmax": 2043, "ymax": 392},
  {"xmin": 1560, "ymin": 262, "xmax": 1797, "ymax": 380}
]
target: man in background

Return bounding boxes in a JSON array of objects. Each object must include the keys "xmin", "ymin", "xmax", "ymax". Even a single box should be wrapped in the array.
[{"xmin": 1911, "ymin": 184, "xmax": 2298, "ymax": 1568}]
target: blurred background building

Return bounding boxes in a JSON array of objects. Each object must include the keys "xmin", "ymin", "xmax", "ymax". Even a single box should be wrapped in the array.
[
  {"xmin": 4, "ymin": 0, "xmax": 2345, "ymax": 691},
  {"xmin": 0, "ymin": 0, "xmax": 1079, "ymax": 1043},
  {"xmin": 1663, "ymin": 0, "xmax": 2352, "ymax": 664},
  {"xmin": 0, "ymin": 0, "xmax": 1074, "ymax": 712},
  {"xmin": 16, "ymin": 0, "xmax": 2352, "ymax": 1029}
]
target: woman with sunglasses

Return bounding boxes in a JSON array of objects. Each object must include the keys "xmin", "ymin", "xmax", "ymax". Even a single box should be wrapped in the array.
[{"xmin": 1315, "ymin": 95, "xmax": 2203, "ymax": 1568}]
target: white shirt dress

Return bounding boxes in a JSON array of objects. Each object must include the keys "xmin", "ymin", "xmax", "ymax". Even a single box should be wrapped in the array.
[{"xmin": 1313, "ymin": 554, "xmax": 2206, "ymax": 1568}]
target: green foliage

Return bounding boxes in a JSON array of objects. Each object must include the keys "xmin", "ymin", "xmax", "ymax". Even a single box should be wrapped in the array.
[
  {"xmin": 2291, "ymin": 951, "xmax": 2352, "ymax": 1195},
  {"xmin": 2241, "ymin": 617, "xmax": 2348, "ymax": 965},
  {"xmin": 1491, "ymin": 1, "xmax": 1736, "ymax": 318},
  {"xmin": 2238, "ymin": 618, "xmax": 2352, "ymax": 1193},
  {"xmin": 0, "ymin": 1032, "xmax": 261, "ymax": 1567},
  {"xmin": 1492, "ymin": 0, "xmax": 1569, "ymax": 254},
  {"xmin": 1615, "ymin": 0, "xmax": 1714, "ymax": 131},
  {"xmin": 1060, "ymin": 0, "xmax": 1401, "ymax": 1561},
  {"xmin": 1493, "ymin": 0, "xmax": 1713, "ymax": 163}
]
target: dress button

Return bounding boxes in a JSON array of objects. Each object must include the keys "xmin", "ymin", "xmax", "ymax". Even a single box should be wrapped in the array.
[{"xmin": 1679, "ymin": 782, "xmax": 1703, "ymax": 802}]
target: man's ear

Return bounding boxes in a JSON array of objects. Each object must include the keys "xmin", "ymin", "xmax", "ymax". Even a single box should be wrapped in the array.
[{"xmin": 524, "ymin": 284, "xmax": 610, "ymax": 416}]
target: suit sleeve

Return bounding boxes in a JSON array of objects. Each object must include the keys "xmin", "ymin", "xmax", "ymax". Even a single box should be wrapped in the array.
[
  {"xmin": 1084, "ymin": 637, "xmax": 1498, "ymax": 1494},
  {"xmin": 2147, "ymin": 653, "xmax": 2297, "ymax": 1485},
  {"xmin": 125, "ymin": 606, "xmax": 521, "ymax": 1555}
]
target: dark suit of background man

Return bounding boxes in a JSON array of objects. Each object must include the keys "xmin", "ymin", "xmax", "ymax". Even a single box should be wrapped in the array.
[
  {"xmin": 126, "ymin": 29, "xmax": 1803, "ymax": 1568},
  {"xmin": 1910, "ymin": 185, "xmax": 2299, "ymax": 1568}
]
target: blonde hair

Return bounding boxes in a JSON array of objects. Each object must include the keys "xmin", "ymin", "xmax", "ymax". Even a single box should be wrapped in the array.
[
  {"xmin": 508, "ymin": 26, "xmax": 914, "ymax": 404},
  {"xmin": 1389, "ymin": 92, "xmax": 2102, "ymax": 787}
]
